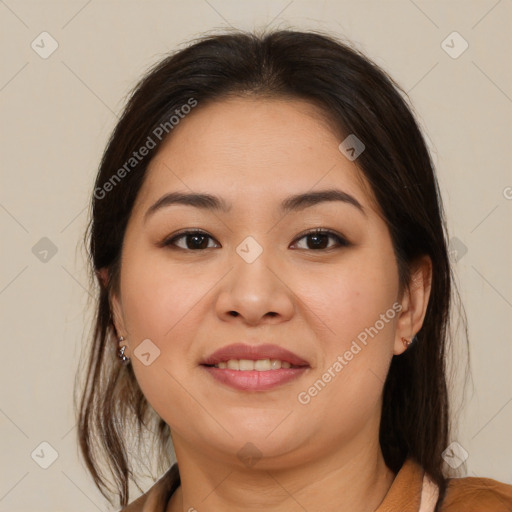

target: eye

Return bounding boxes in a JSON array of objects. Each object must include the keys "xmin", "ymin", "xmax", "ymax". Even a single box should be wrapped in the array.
[
  {"xmin": 162, "ymin": 230, "xmax": 220, "ymax": 250},
  {"xmin": 161, "ymin": 228, "xmax": 349, "ymax": 252},
  {"xmin": 291, "ymin": 229, "xmax": 349, "ymax": 250}
]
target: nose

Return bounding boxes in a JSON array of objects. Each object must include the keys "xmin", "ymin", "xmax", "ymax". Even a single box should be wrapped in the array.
[{"xmin": 214, "ymin": 249, "xmax": 295, "ymax": 326}]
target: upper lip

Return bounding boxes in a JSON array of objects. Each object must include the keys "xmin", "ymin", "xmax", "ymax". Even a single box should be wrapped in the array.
[{"xmin": 202, "ymin": 343, "xmax": 310, "ymax": 367}]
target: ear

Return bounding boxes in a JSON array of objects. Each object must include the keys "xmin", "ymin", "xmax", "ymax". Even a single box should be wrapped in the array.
[
  {"xmin": 394, "ymin": 255, "xmax": 432, "ymax": 355},
  {"xmin": 96, "ymin": 267, "xmax": 127, "ymax": 341}
]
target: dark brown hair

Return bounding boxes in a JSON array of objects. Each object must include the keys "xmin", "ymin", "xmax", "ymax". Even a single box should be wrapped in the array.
[{"xmin": 75, "ymin": 28, "xmax": 468, "ymax": 509}]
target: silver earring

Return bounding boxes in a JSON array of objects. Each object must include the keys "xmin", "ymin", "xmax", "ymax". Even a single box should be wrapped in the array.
[{"xmin": 118, "ymin": 336, "xmax": 130, "ymax": 365}]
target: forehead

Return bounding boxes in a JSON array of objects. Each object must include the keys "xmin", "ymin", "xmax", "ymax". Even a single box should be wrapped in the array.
[{"xmin": 135, "ymin": 97, "xmax": 376, "ymax": 213}]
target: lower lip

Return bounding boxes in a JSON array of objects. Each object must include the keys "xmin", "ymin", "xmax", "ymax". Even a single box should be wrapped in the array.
[{"xmin": 201, "ymin": 365, "xmax": 308, "ymax": 391}]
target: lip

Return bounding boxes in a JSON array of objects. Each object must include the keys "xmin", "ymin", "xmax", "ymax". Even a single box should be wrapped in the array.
[
  {"xmin": 201, "ymin": 343, "xmax": 310, "ymax": 367},
  {"xmin": 200, "ymin": 343, "xmax": 310, "ymax": 392},
  {"xmin": 201, "ymin": 366, "xmax": 308, "ymax": 391}
]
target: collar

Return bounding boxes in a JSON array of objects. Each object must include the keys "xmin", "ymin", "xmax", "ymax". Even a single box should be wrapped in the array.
[{"xmin": 375, "ymin": 458, "xmax": 439, "ymax": 512}]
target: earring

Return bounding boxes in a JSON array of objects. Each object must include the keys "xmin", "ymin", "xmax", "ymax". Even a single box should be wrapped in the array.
[
  {"xmin": 401, "ymin": 335, "xmax": 417, "ymax": 349},
  {"xmin": 118, "ymin": 336, "xmax": 130, "ymax": 365}
]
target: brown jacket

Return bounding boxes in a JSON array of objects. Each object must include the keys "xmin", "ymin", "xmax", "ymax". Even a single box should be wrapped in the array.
[{"xmin": 122, "ymin": 458, "xmax": 512, "ymax": 511}]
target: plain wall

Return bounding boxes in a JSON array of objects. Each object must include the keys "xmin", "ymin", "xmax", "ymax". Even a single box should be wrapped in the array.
[{"xmin": 1, "ymin": 1, "xmax": 511, "ymax": 510}]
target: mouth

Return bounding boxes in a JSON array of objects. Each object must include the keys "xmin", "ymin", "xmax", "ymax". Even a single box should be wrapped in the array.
[
  {"xmin": 203, "ymin": 359, "xmax": 303, "ymax": 370},
  {"xmin": 200, "ymin": 343, "xmax": 310, "ymax": 391}
]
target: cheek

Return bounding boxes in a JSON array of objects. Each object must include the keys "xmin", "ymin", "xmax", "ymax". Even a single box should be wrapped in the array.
[
  {"xmin": 297, "ymin": 249, "xmax": 398, "ymax": 346},
  {"xmin": 297, "ymin": 287, "xmax": 395, "ymax": 438},
  {"xmin": 293, "ymin": 250, "xmax": 398, "ymax": 413},
  {"xmin": 120, "ymin": 246, "xmax": 205, "ymax": 342},
  {"xmin": 120, "ymin": 260, "xmax": 202, "ymax": 431},
  {"xmin": 118, "ymin": 247, "xmax": 220, "ymax": 416}
]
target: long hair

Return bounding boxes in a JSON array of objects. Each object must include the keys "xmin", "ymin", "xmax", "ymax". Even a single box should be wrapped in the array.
[{"xmin": 75, "ymin": 28, "xmax": 468, "ymax": 509}]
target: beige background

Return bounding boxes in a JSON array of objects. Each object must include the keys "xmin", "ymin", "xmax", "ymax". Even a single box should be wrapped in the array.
[{"xmin": 1, "ymin": 0, "xmax": 511, "ymax": 510}]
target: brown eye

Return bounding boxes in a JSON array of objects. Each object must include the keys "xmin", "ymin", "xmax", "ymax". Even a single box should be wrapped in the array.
[
  {"xmin": 292, "ymin": 229, "xmax": 349, "ymax": 250},
  {"xmin": 162, "ymin": 229, "xmax": 348, "ymax": 252},
  {"xmin": 163, "ymin": 230, "xmax": 220, "ymax": 250}
]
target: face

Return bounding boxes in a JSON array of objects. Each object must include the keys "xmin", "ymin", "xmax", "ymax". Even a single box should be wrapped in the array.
[{"xmin": 109, "ymin": 97, "xmax": 425, "ymax": 468}]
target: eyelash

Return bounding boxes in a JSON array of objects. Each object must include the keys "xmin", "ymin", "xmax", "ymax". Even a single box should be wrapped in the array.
[{"xmin": 161, "ymin": 228, "xmax": 349, "ymax": 252}]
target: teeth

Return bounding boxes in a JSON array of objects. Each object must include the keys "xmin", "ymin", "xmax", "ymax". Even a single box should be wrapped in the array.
[
  {"xmin": 255, "ymin": 359, "xmax": 271, "ymax": 371},
  {"xmin": 227, "ymin": 359, "xmax": 240, "ymax": 370},
  {"xmin": 214, "ymin": 359, "xmax": 293, "ymax": 370}
]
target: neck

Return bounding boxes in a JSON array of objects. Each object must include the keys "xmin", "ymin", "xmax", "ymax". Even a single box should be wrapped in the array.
[{"xmin": 167, "ymin": 428, "xmax": 396, "ymax": 512}]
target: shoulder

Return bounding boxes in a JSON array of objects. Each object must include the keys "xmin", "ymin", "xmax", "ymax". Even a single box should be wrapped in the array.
[{"xmin": 440, "ymin": 475, "xmax": 512, "ymax": 511}]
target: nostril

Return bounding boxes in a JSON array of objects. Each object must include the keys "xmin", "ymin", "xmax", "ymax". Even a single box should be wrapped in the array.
[{"xmin": 229, "ymin": 311, "xmax": 239, "ymax": 317}]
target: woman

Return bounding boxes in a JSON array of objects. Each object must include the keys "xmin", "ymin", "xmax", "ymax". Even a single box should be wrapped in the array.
[{"xmin": 76, "ymin": 29, "xmax": 512, "ymax": 511}]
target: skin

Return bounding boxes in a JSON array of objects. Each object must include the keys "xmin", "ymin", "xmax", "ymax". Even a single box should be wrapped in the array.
[{"xmin": 104, "ymin": 97, "xmax": 432, "ymax": 512}]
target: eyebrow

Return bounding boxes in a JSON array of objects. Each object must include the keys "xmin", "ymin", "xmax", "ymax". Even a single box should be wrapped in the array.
[{"xmin": 144, "ymin": 188, "xmax": 366, "ymax": 223}]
